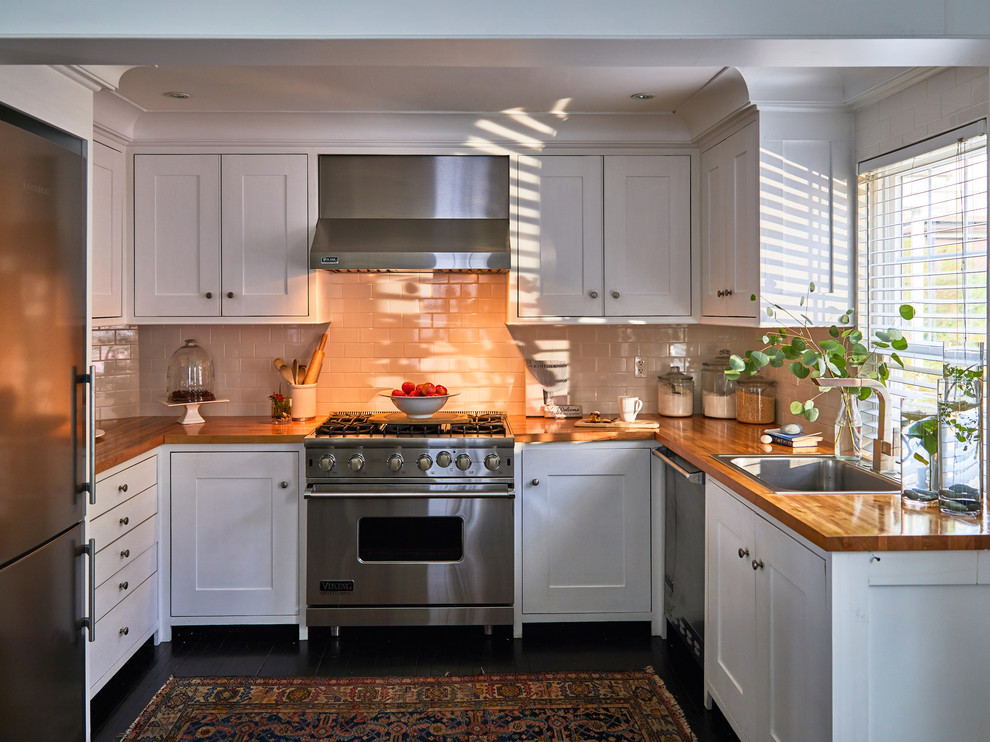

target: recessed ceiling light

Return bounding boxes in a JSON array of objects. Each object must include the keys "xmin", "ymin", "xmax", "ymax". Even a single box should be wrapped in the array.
[
  {"xmin": 630, "ymin": 93, "xmax": 655, "ymax": 100},
  {"xmin": 163, "ymin": 91, "xmax": 191, "ymax": 99}
]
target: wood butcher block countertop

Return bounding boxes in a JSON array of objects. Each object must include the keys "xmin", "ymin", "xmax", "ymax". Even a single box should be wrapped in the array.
[
  {"xmin": 98, "ymin": 414, "xmax": 990, "ymax": 551},
  {"xmin": 513, "ymin": 413, "xmax": 990, "ymax": 552},
  {"xmin": 95, "ymin": 416, "xmax": 318, "ymax": 474}
]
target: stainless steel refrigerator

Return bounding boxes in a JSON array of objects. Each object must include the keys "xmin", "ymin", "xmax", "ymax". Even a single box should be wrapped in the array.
[{"xmin": 0, "ymin": 104, "xmax": 91, "ymax": 741}]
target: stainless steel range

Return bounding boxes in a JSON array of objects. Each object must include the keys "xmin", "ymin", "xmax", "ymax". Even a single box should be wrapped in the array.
[{"xmin": 304, "ymin": 411, "xmax": 514, "ymax": 633}]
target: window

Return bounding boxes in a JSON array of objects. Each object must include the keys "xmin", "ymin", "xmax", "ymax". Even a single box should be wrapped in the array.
[{"xmin": 857, "ymin": 122, "xmax": 987, "ymax": 435}]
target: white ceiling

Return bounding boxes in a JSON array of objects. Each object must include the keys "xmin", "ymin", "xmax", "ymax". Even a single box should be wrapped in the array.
[{"xmin": 116, "ymin": 64, "xmax": 725, "ymax": 115}]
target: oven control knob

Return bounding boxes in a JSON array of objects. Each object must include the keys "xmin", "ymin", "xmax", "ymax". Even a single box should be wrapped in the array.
[
  {"xmin": 456, "ymin": 454, "xmax": 473, "ymax": 471},
  {"xmin": 417, "ymin": 454, "xmax": 433, "ymax": 471},
  {"xmin": 387, "ymin": 453, "xmax": 403, "ymax": 472},
  {"xmin": 436, "ymin": 451, "xmax": 453, "ymax": 468},
  {"xmin": 318, "ymin": 454, "xmax": 336, "ymax": 472},
  {"xmin": 484, "ymin": 453, "xmax": 501, "ymax": 471},
  {"xmin": 347, "ymin": 453, "xmax": 366, "ymax": 473}
]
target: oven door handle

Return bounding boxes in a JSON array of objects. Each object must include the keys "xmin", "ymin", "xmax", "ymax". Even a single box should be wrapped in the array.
[{"xmin": 306, "ymin": 486, "xmax": 514, "ymax": 499}]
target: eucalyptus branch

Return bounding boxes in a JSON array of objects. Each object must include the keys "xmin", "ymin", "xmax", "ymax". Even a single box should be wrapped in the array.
[{"xmin": 724, "ymin": 283, "xmax": 915, "ymax": 422}]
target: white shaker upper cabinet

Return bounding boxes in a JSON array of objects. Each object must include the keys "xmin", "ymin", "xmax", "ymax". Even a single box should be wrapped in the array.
[
  {"xmin": 512, "ymin": 154, "xmax": 692, "ymax": 323},
  {"xmin": 91, "ymin": 140, "xmax": 124, "ymax": 320},
  {"xmin": 133, "ymin": 154, "xmax": 309, "ymax": 319}
]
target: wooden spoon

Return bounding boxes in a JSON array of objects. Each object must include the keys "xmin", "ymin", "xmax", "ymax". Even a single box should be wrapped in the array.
[
  {"xmin": 292, "ymin": 359, "xmax": 299, "ymax": 385},
  {"xmin": 274, "ymin": 358, "xmax": 295, "ymax": 386}
]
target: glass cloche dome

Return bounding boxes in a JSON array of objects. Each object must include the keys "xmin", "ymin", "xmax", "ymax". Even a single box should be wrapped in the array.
[{"xmin": 165, "ymin": 339, "xmax": 217, "ymax": 403}]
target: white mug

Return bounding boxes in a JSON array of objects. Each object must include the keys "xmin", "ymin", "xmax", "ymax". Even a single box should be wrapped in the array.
[{"xmin": 618, "ymin": 395, "xmax": 644, "ymax": 422}]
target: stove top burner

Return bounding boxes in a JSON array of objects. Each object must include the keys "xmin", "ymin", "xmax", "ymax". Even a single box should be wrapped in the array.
[{"xmin": 313, "ymin": 411, "xmax": 510, "ymax": 439}]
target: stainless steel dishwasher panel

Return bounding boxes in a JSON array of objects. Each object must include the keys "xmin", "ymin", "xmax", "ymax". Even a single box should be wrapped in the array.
[{"xmin": 653, "ymin": 446, "xmax": 706, "ymax": 666}]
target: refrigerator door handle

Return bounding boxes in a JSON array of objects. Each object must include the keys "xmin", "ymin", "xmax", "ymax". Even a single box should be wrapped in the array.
[
  {"xmin": 81, "ymin": 538, "xmax": 96, "ymax": 642},
  {"xmin": 76, "ymin": 366, "xmax": 95, "ymax": 506}
]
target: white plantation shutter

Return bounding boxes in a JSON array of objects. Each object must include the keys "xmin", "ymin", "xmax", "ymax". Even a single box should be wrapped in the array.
[{"xmin": 856, "ymin": 123, "xmax": 987, "ymax": 434}]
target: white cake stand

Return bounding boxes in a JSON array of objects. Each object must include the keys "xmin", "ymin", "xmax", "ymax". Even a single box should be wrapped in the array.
[{"xmin": 161, "ymin": 398, "xmax": 229, "ymax": 424}]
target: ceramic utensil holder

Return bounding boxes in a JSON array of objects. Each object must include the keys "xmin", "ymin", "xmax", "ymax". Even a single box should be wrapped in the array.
[{"xmin": 289, "ymin": 383, "xmax": 317, "ymax": 421}]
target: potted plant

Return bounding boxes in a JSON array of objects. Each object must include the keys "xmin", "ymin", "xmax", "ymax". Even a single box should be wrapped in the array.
[{"xmin": 725, "ymin": 284, "xmax": 914, "ymax": 459}]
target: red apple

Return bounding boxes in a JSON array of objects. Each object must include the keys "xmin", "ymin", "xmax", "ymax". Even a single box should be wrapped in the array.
[
  {"xmin": 391, "ymin": 389, "xmax": 405, "ymax": 396},
  {"xmin": 421, "ymin": 382, "xmax": 436, "ymax": 396},
  {"xmin": 401, "ymin": 381, "xmax": 415, "ymax": 395},
  {"xmin": 435, "ymin": 384, "xmax": 448, "ymax": 396}
]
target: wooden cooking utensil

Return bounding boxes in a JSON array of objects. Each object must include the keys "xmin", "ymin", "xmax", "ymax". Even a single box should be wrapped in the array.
[
  {"xmin": 302, "ymin": 333, "xmax": 328, "ymax": 385},
  {"xmin": 292, "ymin": 359, "xmax": 299, "ymax": 384},
  {"xmin": 274, "ymin": 358, "xmax": 295, "ymax": 386}
]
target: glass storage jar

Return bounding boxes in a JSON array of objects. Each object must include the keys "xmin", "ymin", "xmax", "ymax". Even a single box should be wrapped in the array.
[
  {"xmin": 165, "ymin": 339, "xmax": 217, "ymax": 403},
  {"xmin": 702, "ymin": 349, "xmax": 737, "ymax": 419},
  {"xmin": 657, "ymin": 366, "xmax": 694, "ymax": 417},
  {"xmin": 735, "ymin": 377, "xmax": 776, "ymax": 424}
]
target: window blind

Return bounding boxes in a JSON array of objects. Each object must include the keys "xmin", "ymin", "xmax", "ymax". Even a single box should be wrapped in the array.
[{"xmin": 856, "ymin": 125, "xmax": 987, "ymax": 430}]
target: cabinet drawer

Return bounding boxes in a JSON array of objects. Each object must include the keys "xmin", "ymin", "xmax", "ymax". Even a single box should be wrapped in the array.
[
  {"xmin": 95, "ymin": 544, "xmax": 157, "ymax": 621},
  {"xmin": 89, "ymin": 574, "xmax": 157, "ymax": 687},
  {"xmin": 90, "ymin": 486, "xmax": 156, "ymax": 554},
  {"xmin": 95, "ymin": 517, "xmax": 156, "ymax": 587},
  {"xmin": 93, "ymin": 455, "xmax": 157, "ymax": 519}
]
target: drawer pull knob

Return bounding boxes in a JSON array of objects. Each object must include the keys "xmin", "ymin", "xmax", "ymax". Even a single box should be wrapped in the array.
[
  {"xmin": 611, "ymin": 290, "xmax": 620, "ymax": 299},
  {"xmin": 205, "ymin": 291, "xmax": 213, "ymax": 299},
  {"xmin": 119, "ymin": 581, "xmax": 129, "ymax": 591},
  {"xmin": 119, "ymin": 627, "xmax": 129, "ymax": 636},
  {"xmin": 531, "ymin": 478, "xmax": 540, "ymax": 486},
  {"xmin": 589, "ymin": 291, "xmax": 599, "ymax": 299},
  {"xmin": 227, "ymin": 291, "xmax": 234, "ymax": 299},
  {"xmin": 752, "ymin": 559, "xmax": 765, "ymax": 571},
  {"xmin": 118, "ymin": 483, "xmax": 128, "ymax": 493},
  {"xmin": 120, "ymin": 549, "xmax": 130, "ymax": 558},
  {"xmin": 280, "ymin": 481, "xmax": 289, "ymax": 489},
  {"xmin": 119, "ymin": 516, "xmax": 130, "ymax": 526},
  {"xmin": 738, "ymin": 547, "xmax": 750, "ymax": 559}
]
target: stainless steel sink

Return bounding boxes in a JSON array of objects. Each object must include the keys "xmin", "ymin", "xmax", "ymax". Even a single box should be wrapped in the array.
[{"xmin": 714, "ymin": 454, "xmax": 900, "ymax": 494}]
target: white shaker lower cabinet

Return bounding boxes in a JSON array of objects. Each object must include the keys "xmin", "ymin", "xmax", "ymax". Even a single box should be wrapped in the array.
[
  {"xmin": 88, "ymin": 453, "xmax": 159, "ymax": 698},
  {"xmin": 519, "ymin": 443, "xmax": 657, "ymax": 629},
  {"xmin": 169, "ymin": 450, "xmax": 299, "ymax": 622},
  {"xmin": 705, "ymin": 479, "xmax": 828, "ymax": 742}
]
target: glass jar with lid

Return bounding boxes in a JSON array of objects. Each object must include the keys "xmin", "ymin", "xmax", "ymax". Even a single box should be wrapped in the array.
[
  {"xmin": 701, "ymin": 349, "xmax": 737, "ymax": 419},
  {"xmin": 736, "ymin": 377, "xmax": 776, "ymax": 424},
  {"xmin": 657, "ymin": 366, "xmax": 694, "ymax": 417},
  {"xmin": 166, "ymin": 339, "xmax": 217, "ymax": 403}
]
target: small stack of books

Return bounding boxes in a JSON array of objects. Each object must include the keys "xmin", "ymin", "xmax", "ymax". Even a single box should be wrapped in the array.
[{"xmin": 762, "ymin": 428, "xmax": 825, "ymax": 447}]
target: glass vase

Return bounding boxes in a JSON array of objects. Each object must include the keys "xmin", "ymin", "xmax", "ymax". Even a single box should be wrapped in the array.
[
  {"xmin": 937, "ymin": 366, "xmax": 984, "ymax": 517},
  {"xmin": 834, "ymin": 388, "xmax": 864, "ymax": 462},
  {"xmin": 900, "ymin": 407, "xmax": 938, "ymax": 506}
]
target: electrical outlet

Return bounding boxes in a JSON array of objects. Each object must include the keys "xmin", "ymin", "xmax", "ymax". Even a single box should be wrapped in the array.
[{"xmin": 634, "ymin": 357, "xmax": 646, "ymax": 378}]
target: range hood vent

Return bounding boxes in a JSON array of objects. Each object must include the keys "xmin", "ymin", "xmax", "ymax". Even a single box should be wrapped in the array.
[{"xmin": 310, "ymin": 154, "xmax": 510, "ymax": 272}]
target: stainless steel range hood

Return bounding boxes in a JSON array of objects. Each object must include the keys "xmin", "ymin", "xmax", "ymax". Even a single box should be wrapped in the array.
[{"xmin": 310, "ymin": 154, "xmax": 510, "ymax": 272}]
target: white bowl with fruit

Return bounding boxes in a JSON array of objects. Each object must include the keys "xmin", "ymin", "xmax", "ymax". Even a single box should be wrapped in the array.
[{"xmin": 381, "ymin": 381, "xmax": 457, "ymax": 419}]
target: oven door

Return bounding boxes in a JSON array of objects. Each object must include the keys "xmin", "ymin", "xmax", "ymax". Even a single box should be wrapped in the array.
[{"xmin": 306, "ymin": 487, "xmax": 513, "ymax": 609}]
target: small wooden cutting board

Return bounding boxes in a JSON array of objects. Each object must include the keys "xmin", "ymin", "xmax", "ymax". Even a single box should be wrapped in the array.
[{"xmin": 574, "ymin": 419, "xmax": 660, "ymax": 429}]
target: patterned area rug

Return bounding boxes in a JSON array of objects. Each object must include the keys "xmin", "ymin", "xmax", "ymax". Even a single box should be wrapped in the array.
[{"xmin": 122, "ymin": 669, "xmax": 698, "ymax": 741}]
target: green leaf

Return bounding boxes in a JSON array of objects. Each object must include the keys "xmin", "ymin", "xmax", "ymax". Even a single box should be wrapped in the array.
[
  {"xmin": 888, "ymin": 328, "xmax": 904, "ymax": 342},
  {"xmin": 845, "ymin": 308, "xmax": 855, "ymax": 316},
  {"xmin": 875, "ymin": 330, "xmax": 891, "ymax": 343},
  {"xmin": 891, "ymin": 352, "xmax": 904, "ymax": 367},
  {"xmin": 766, "ymin": 306, "xmax": 774, "ymax": 317},
  {"xmin": 873, "ymin": 341, "xmax": 890, "ymax": 349},
  {"xmin": 913, "ymin": 452, "xmax": 930, "ymax": 466},
  {"xmin": 804, "ymin": 400, "xmax": 816, "ymax": 411},
  {"xmin": 725, "ymin": 370, "xmax": 741, "ymax": 380},
  {"xmin": 791, "ymin": 337, "xmax": 807, "ymax": 353},
  {"xmin": 839, "ymin": 314, "xmax": 851, "ymax": 325},
  {"xmin": 728, "ymin": 354, "xmax": 747, "ymax": 371},
  {"xmin": 804, "ymin": 407, "xmax": 820, "ymax": 423},
  {"xmin": 849, "ymin": 330, "xmax": 863, "ymax": 345},
  {"xmin": 829, "ymin": 325, "xmax": 841, "ymax": 338},
  {"xmin": 750, "ymin": 294, "xmax": 757, "ymax": 302},
  {"xmin": 802, "ymin": 314, "xmax": 813, "ymax": 325},
  {"xmin": 762, "ymin": 335, "xmax": 770, "ymax": 344},
  {"xmin": 790, "ymin": 361, "xmax": 810, "ymax": 379},
  {"xmin": 790, "ymin": 401, "xmax": 805, "ymax": 415},
  {"xmin": 809, "ymin": 281, "xmax": 816, "ymax": 292},
  {"xmin": 849, "ymin": 343, "xmax": 870, "ymax": 364},
  {"xmin": 892, "ymin": 336, "xmax": 908, "ymax": 351},
  {"xmin": 899, "ymin": 304, "xmax": 915, "ymax": 320},
  {"xmin": 750, "ymin": 351, "xmax": 770, "ymax": 368},
  {"xmin": 820, "ymin": 339, "xmax": 841, "ymax": 352},
  {"xmin": 801, "ymin": 349, "xmax": 818, "ymax": 365},
  {"xmin": 800, "ymin": 295, "xmax": 805, "ymax": 306},
  {"xmin": 831, "ymin": 356, "xmax": 848, "ymax": 373},
  {"xmin": 825, "ymin": 358, "xmax": 842, "ymax": 376},
  {"xmin": 858, "ymin": 387, "xmax": 872, "ymax": 401},
  {"xmin": 816, "ymin": 357, "xmax": 827, "ymax": 377}
]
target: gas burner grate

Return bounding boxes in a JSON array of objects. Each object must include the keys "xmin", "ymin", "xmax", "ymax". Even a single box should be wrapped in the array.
[{"xmin": 315, "ymin": 413, "xmax": 381, "ymax": 437}]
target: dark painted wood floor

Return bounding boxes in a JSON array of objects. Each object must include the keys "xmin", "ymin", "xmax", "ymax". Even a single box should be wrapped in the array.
[{"xmin": 91, "ymin": 622, "xmax": 740, "ymax": 742}]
